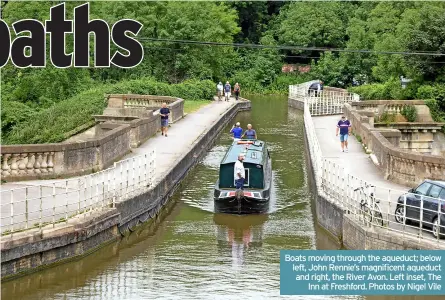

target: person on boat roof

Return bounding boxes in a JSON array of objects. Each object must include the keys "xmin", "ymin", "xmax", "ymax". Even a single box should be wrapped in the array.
[
  {"xmin": 242, "ymin": 124, "xmax": 257, "ymax": 140},
  {"xmin": 230, "ymin": 122, "xmax": 243, "ymax": 141},
  {"xmin": 234, "ymin": 154, "xmax": 245, "ymax": 190}
]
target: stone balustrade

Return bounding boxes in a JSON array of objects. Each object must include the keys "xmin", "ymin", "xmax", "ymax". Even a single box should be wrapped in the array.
[
  {"xmin": 1, "ymin": 124, "xmax": 132, "ymax": 181},
  {"xmin": 344, "ymin": 103, "xmax": 445, "ymax": 186},
  {"xmin": 2, "ymin": 152, "xmax": 55, "ymax": 177},
  {"xmin": 106, "ymin": 94, "xmax": 184, "ymax": 123},
  {"xmin": 351, "ymin": 100, "xmax": 433, "ymax": 122}
]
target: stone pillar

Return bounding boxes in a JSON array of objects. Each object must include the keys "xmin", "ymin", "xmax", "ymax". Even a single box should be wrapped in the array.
[
  {"xmin": 34, "ymin": 153, "xmax": 42, "ymax": 174},
  {"xmin": 27, "ymin": 153, "xmax": 35, "ymax": 174},
  {"xmin": 10, "ymin": 154, "xmax": 19, "ymax": 176},
  {"xmin": 1, "ymin": 154, "xmax": 11, "ymax": 176}
]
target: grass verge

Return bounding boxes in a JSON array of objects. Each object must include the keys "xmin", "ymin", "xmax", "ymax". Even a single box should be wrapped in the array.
[{"xmin": 184, "ymin": 100, "xmax": 212, "ymax": 114}]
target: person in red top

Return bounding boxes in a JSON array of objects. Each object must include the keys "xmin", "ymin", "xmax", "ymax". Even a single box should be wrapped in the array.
[{"xmin": 234, "ymin": 83, "xmax": 240, "ymax": 101}]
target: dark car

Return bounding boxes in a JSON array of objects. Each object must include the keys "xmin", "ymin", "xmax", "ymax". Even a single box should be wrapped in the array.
[{"xmin": 394, "ymin": 179, "xmax": 445, "ymax": 238}]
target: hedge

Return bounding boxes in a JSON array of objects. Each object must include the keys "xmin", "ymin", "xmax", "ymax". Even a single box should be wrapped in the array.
[{"xmin": 3, "ymin": 78, "xmax": 215, "ymax": 145}]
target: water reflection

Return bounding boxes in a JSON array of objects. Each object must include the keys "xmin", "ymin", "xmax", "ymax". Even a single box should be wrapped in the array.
[{"xmin": 214, "ymin": 214, "xmax": 268, "ymax": 267}]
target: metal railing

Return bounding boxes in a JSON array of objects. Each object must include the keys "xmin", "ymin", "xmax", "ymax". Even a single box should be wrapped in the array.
[
  {"xmin": 320, "ymin": 157, "xmax": 445, "ymax": 243},
  {"xmin": 0, "ymin": 150, "xmax": 156, "ymax": 236},
  {"xmin": 297, "ymin": 82, "xmax": 445, "ymax": 245},
  {"xmin": 289, "ymin": 82, "xmax": 360, "ymax": 115}
]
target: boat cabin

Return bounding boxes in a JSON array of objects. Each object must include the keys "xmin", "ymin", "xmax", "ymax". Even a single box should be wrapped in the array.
[{"xmin": 219, "ymin": 140, "xmax": 270, "ymax": 189}]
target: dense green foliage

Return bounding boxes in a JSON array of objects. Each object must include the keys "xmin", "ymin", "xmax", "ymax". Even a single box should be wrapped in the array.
[
  {"xmin": 2, "ymin": 1, "xmax": 445, "ymax": 143},
  {"xmin": 2, "ymin": 78, "xmax": 214, "ymax": 144}
]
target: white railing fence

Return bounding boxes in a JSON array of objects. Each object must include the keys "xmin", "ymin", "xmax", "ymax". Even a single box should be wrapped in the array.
[
  {"xmin": 289, "ymin": 82, "xmax": 359, "ymax": 115},
  {"xmin": 297, "ymin": 81, "xmax": 445, "ymax": 245},
  {"xmin": 320, "ymin": 157, "xmax": 445, "ymax": 243},
  {"xmin": 1, "ymin": 150, "xmax": 156, "ymax": 236}
]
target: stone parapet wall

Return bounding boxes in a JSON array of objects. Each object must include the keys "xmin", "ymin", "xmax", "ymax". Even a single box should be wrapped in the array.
[
  {"xmin": 1, "ymin": 125, "xmax": 132, "ymax": 181},
  {"xmin": 106, "ymin": 94, "xmax": 184, "ymax": 123},
  {"xmin": 351, "ymin": 100, "xmax": 433, "ymax": 122},
  {"xmin": 344, "ymin": 103, "xmax": 445, "ymax": 186}
]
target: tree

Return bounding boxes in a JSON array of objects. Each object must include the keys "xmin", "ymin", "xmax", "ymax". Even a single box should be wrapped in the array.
[{"xmin": 278, "ymin": 2, "xmax": 351, "ymax": 54}]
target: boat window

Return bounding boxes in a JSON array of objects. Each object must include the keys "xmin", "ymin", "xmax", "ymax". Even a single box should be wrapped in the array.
[{"xmin": 251, "ymin": 151, "xmax": 257, "ymax": 159}]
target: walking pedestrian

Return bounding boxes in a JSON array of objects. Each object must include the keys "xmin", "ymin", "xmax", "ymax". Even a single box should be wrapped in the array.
[
  {"xmin": 217, "ymin": 81, "xmax": 223, "ymax": 101},
  {"xmin": 234, "ymin": 154, "xmax": 245, "ymax": 190},
  {"xmin": 234, "ymin": 83, "xmax": 240, "ymax": 101},
  {"xmin": 336, "ymin": 115, "xmax": 351, "ymax": 152},
  {"xmin": 241, "ymin": 124, "xmax": 257, "ymax": 140},
  {"xmin": 224, "ymin": 81, "xmax": 231, "ymax": 101},
  {"xmin": 160, "ymin": 103, "xmax": 170, "ymax": 137},
  {"xmin": 230, "ymin": 122, "xmax": 243, "ymax": 141}
]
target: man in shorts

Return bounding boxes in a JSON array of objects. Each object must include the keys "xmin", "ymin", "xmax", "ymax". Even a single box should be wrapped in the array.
[
  {"xmin": 160, "ymin": 103, "xmax": 170, "ymax": 137},
  {"xmin": 336, "ymin": 115, "xmax": 351, "ymax": 152}
]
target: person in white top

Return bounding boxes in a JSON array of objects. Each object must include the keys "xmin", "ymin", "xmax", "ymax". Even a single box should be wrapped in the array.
[
  {"xmin": 216, "ymin": 82, "xmax": 223, "ymax": 101},
  {"xmin": 234, "ymin": 154, "xmax": 245, "ymax": 190}
]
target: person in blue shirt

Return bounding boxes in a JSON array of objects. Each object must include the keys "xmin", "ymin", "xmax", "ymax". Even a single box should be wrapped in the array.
[
  {"xmin": 230, "ymin": 122, "xmax": 243, "ymax": 141},
  {"xmin": 160, "ymin": 103, "xmax": 170, "ymax": 137},
  {"xmin": 336, "ymin": 115, "xmax": 351, "ymax": 152},
  {"xmin": 224, "ymin": 81, "xmax": 231, "ymax": 101},
  {"xmin": 242, "ymin": 124, "xmax": 257, "ymax": 140}
]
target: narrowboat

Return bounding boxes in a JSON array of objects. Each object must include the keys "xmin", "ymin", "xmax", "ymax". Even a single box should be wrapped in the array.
[{"xmin": 214, "ymin": 139, "xmax": 272, "ymax": 214}]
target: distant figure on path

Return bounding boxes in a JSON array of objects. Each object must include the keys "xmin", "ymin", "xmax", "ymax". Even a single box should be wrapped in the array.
[
  {"xmin": 230, "ymin": 122, "xmax": 243, "ymax": 141},
  {"xmin": 308, "ymin": 81, "xmax": 324, "ymax": 97},
  {"xmin": 234, "ymin": 154, "xmax": 245, "ymax": 190},
  {"xmin": 224, "ymin": 81, "xmax": 231, "ymax": 101},
  {"xmin": 160, "ymin": 103, "xmax": 170, "ymax": 137},
  {"xmin": 234, "ymin": 83, "xmax": 240, "ymax": 101},
  {"xmin": 217, "ymin": 82, "xmax": 223, "ymax": 101},
  {"xmin": 336, "ymin": 115, "xmax": 351, "ymax": 152},
  {"xmin": 242, "ymin": 124, "xmax": 257, "ymax": 140}
]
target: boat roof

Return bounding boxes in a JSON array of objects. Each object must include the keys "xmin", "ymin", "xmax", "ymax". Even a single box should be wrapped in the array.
[{"xmin": 220, "ymin": 140, "xmax": 267, "ymax": 165}]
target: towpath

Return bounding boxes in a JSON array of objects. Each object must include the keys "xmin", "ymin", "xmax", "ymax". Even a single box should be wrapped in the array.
[{"xmin": 1, "ymin": 98, "xmax": 238, "ymax": 233}]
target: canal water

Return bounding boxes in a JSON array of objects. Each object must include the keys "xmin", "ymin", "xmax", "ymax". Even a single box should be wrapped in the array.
[{"xmin": 1, "ymin": 96, "xmax": 439, "ymax": 300}]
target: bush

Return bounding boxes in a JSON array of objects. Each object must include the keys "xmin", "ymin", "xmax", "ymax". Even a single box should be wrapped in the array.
[
  {"xmin": 1, "ymin": 101, "xmax": 36, "ymax": 137},
  {"xmin": 425, "ymin": 99, "xmax": 444, "ymax": 123},
  {"xmin": 3, "ymin": 78, "xmax": 215, "ymax": 145},
  {"xmin": 377, "ymin": 111, "xmax": 396, "ymax": 125},
  {"xmin": 400, "ymin": 105, "xmax": 417, "ymax": 122},
  {"xmin": 348, "ymin": 78, "xmax": 418, "ymax": 100},
  {"xmin": 349, "ymin": 83, "xmax": 391, "ymax": 100}
]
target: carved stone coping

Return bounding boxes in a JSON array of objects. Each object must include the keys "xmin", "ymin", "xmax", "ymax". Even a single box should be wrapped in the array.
[
  {"xmin": 352, "ymin": 100, "xmax": 426, "ymax": 106},
  {"xmin": 374, "ymin": 123, "xmax": 445, "ymax": 130},
  {"xmin": 1, "ymin": 124, "xmax": 130, "ymax": 154}
]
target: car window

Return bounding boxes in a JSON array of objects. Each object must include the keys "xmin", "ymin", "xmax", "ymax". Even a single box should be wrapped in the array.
[
  {"xmin": 428, "ymin": 185, "xmax": 442, "ymax": 198},
  {"xmin": 439, "ymin": 188, "xmax": 445, "ymax": 200},
  {"xmin": 415, "ymin": 182, "xmax": 432, "ymax": 195}
]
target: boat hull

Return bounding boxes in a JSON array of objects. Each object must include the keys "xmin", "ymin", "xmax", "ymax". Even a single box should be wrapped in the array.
[{"xmin": 214, "ymin": 189, "xmax": 270, "ymax": 214}]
